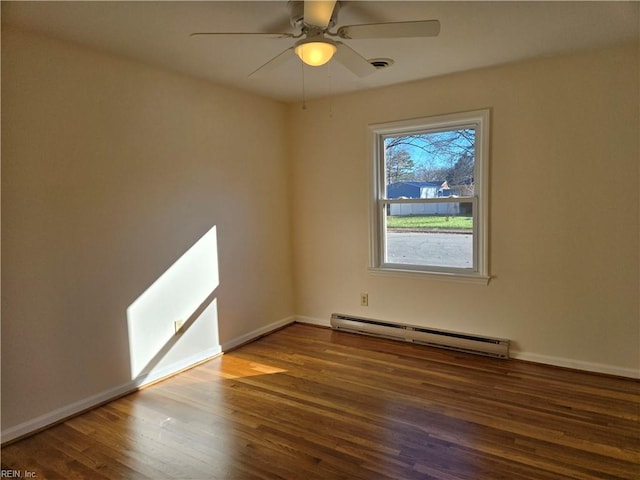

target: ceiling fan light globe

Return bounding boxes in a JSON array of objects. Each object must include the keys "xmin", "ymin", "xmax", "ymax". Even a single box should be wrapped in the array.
[{"xmin": 294, "ymin": 42, "xmax": 337, "ymax": 66}]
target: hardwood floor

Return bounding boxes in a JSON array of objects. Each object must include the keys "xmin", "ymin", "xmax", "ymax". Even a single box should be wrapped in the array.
[{"xmin": 2, "ymin": 323, "xmax": 639, "ymax": 479}]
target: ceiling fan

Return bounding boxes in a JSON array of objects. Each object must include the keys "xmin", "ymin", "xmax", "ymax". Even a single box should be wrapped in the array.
[{"xmin": 191, "ymin": 1, "xmax": 440, "ymax": 78}]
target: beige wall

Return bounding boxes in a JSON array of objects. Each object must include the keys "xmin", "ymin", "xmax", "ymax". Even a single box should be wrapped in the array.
[
  {"xmin": 289, "ymin": 43, "xmax": 639, "ymax": 377},
  {"xmin": 1, "ymin": 28, "xmax": 294, "ymax": 435}
]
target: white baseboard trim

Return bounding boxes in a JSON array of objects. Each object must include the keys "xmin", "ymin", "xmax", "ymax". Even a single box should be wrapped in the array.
[
  {"xmin": 295, "ymin": 315, "xmax": 330, "ymax": 327},
  {"xmin": 2, "ymin": 380, "xmax": 136, "ymax": 445},
  {"xmin": 132, "ymin": 346, "xmax": 222, "ymax": 388},
  {"xmin": 1, "ymin": 346, "xmax": 221, "ymax": 445},
  {"xmin": 510, "ymin": 351, "xmax": 639, "ymax": 379},
  {"xmin": 221, "ymin": 316, "xmax": 296, "ymax": 352}
]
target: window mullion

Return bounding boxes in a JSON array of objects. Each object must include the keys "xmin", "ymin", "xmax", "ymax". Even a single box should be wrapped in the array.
[{"xmin": 384, "ymin": 197, "xmax": 475, "ymax": 204}]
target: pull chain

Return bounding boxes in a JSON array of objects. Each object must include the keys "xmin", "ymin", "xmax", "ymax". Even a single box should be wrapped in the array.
[
  {"xmin": 301, "ymin": 61, "xmax": 307, "ymax": 110},
  {"xmin": 327, "ymin": 61, "xmax": 333, "ymax": 118}
]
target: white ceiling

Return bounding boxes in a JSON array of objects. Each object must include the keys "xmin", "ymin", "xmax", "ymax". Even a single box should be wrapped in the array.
[{"xmin": 3, "ymin": 1, "xmax": 638, "ymax": 103}]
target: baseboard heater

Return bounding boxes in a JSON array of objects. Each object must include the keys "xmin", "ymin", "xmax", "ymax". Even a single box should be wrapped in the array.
[{"xmin": 330, "ymin": 313, "xmax": 509, "ymax": 359}]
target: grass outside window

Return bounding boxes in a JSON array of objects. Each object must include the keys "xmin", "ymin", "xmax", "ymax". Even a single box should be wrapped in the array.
[{"xmin": 387, "ymin": 214, "xmax": 473, "ymax": 231}]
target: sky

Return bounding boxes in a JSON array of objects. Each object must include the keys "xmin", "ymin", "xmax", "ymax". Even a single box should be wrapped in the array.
[{"xmin": 385, "ymin": 128, "xmax": 475, "ymax": 170}]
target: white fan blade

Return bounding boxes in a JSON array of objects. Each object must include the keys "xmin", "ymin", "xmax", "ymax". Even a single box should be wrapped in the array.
[
  {"xmin": 190, "ymin": 32, "xmax": 295, "ymax": 39},
  {"xmin": 333, "ymin": 42, "xmax": 376, "ymax": 77},
  {"xmin": 304, "ymin": 0, "xmax": 337, "ymax": 28},
  {"xmin": 337, "ymin": 20, "xmax": 441, "ymax": 39},
  {"xmin": 249, "ymin": 47, "xmax": 295, "ymax": 78}
]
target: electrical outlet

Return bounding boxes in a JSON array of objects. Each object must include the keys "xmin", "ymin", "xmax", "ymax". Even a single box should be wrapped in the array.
[
  {"xmin": 360, "ymin": 293, "xmax": 369, "ymax": 307},
  {"xmin": 174, "ymin": 319, "xmax": 185, "ymax": 334}
]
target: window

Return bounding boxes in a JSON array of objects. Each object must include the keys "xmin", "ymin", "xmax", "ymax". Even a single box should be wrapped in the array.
[{"xmin": 369, "ymin": 109, "xmax": 490, "ymax": 283}]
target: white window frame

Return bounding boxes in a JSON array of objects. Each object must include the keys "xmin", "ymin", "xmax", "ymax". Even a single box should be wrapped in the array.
[{"xmin": 368, "ymin": 109, "xmax": 490, "ymax": 284}]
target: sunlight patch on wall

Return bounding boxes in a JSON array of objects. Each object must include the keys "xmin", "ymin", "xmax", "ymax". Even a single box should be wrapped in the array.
[{"xmin": 127, "ymin": 226, "xmax": 220, "ymax": 381}]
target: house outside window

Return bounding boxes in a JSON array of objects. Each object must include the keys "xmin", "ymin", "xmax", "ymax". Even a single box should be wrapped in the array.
[{"xmin": 369, "ymin": 109, "xmax": 490, "ymax": 284}]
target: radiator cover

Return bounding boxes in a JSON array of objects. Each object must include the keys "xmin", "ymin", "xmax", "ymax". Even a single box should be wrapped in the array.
[{"xmin": 330, "ymin": 313, "xmax": 509, "ymax": 359}]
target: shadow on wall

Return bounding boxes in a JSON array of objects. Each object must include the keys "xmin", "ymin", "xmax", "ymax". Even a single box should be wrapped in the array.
[{"xmin": 126, "ymin": 225, "xmax": 221, "ymax": 385}]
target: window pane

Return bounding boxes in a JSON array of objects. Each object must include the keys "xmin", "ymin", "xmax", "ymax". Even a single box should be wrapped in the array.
[
  {"xmin": 385, "ymin": 203, "xmax": 474, "ymax": 269},
  {"xmin": 384, "ymin": 128, "xmax": 475, "ymax": 198}
]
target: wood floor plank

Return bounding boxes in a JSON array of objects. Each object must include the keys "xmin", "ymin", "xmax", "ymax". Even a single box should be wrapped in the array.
[{"xmin": 2, "ymin": 324, "xmax": 639, "ymax": 479}]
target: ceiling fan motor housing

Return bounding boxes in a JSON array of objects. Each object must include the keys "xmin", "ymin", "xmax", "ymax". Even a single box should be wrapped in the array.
[{"xmin": 288, "ymin": 1, "xmax": 341, "ymax": 31}]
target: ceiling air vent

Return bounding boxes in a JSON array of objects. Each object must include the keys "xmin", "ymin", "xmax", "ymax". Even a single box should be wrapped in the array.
[{"xmin": 368, "ymin": 58, "xmax": 394, "ymax": 69}]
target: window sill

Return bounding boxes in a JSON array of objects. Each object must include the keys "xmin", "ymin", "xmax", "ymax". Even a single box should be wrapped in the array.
[{"xmin": 368, "ymin": 267, "xmax": 491, "ymax": 285}]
